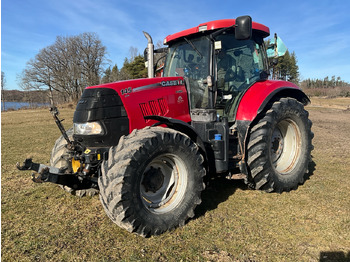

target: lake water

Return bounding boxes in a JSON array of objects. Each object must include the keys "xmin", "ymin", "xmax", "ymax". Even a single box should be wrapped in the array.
[{"xmin": 1, "ymin": 101, "xmax": 49, "ymax": 111}]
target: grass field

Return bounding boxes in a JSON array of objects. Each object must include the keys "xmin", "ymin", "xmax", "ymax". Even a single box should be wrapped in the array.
[{"xmin": 1, "ymin": 98, "xmax": 350, "ymax": 261}]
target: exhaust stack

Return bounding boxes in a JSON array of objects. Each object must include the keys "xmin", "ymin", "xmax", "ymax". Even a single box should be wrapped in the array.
[{"xmin": 143, "ymin": 31, "xmax": 154, "ymax": 78}]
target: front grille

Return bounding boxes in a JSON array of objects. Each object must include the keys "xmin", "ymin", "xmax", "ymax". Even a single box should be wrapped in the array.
[{"xmin": 73, "ymin": 88, "xmax": 129, "ymax": 147}]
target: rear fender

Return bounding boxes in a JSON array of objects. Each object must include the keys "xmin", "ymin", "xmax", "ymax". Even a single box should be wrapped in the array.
[
  {"xmin": 236, "ymin": 80, "xmax": 309, "ymax": 122},
  {"xmin": 235, "ymin": 80, "xmax": 310, "ymax": 174}
]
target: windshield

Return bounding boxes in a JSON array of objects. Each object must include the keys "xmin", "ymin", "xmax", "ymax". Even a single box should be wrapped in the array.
[{"xmin": 163, "ymin": 36, "xmax": 210, "ymax": 108}]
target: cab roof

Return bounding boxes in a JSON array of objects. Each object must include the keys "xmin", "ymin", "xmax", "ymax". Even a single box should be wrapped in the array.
[{"xmin": 164, "ymin": 19, "xmax": 270, "ymax": 44}]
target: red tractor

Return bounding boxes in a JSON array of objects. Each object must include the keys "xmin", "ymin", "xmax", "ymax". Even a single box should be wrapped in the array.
[{"xmin": 18, "ymin": 16, "xmax": 313, "ymax": 237}]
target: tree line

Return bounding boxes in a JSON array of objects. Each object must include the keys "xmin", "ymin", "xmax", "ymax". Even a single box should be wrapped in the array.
[
  {"xmin": 2, "ymin": 32, "xmax": 348, "ymax": 105},
  {"xmin": 300, "ymin": 76, "xmax": 349, "ymax": 89},
  {"xmin": 101, "ymin": 54, "xmax": 147, "ymax": 83},
  {"xmin": 300, "ymin": 76, "xmax": 350, "ymax": 97}
]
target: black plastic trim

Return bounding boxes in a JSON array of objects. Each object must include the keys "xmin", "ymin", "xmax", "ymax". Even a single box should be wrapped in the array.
[{"xmin": 73, "ymin": 88, "xmax": 129, "ymax": 147}]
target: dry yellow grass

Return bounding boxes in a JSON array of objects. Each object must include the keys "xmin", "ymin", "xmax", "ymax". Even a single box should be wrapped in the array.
[
  {"xmin": 308, "ymin": 97, "xmax": 350, "ymax": 110},
  {"xmin": 1, "ymin": 99, "xmax": 350, "ymax": 261}
]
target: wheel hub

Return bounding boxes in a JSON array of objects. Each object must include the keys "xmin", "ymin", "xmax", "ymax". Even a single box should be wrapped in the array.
[
  {"xmin": 270, "ymin": 119, "xmax": 302, "ymax": 174},
  {"xmin": 141, "ymin": 166, "xmax": 165, "ymax": 193},
  {"xmin": 140, "ymin": 154, "xmax": 187, "ymax": 214},
  {"xmin": 271, "ymin": 128, "xmax": 284, "ymax": 162}
]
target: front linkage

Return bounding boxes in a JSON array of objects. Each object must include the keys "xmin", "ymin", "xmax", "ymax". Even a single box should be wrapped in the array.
[{"xmin": 16, "ymin": 107, "xmax": 104, "ymax": 191}]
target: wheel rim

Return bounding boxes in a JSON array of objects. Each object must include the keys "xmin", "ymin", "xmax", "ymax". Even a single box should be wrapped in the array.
[
  {"xmin": 270, "ymin": 119, "xmax": 302, "ymax": 174},
  {"xmin": 140, "ymin": 154, "xmax": 188, "ymax": 214}
]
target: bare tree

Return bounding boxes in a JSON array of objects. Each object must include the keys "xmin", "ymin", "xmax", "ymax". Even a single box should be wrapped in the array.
[
  {"xmin": 129, "ymin": 46, "xmax": 138, "ymax": 63},
  {"xmin": 19, "ymin": 33, "xmax": 107, "ymax": 102}
]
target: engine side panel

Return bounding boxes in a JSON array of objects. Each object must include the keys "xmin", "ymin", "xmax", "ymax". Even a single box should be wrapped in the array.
[{"xmin": 87, "ymin": 77, "xmax": 191, "ymax": 132}]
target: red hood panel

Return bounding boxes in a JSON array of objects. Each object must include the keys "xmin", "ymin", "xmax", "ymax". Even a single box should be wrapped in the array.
[{"xmin": 87, "ymin": 77, "xmax": 191, "ymax": 131}]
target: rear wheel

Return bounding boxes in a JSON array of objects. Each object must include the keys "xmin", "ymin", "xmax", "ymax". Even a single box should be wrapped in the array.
[
  {"xmin": 246, "ymin": 97, "xmax": 313, "ymax": 192},
  {"xmin": 50, "ymin": 128, "xmax": 99, "ymax": 197},
  {"xmin": 98, "ymin": 127, "xmax": 206, "ymax": 237}
]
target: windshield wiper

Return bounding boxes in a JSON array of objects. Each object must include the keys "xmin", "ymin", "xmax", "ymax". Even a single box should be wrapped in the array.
[
  {"xmin": 184, "ymin": 37, "xmax": 203, "ymax": 59},
  {"xmin": 209, "ymin": 26, "xmax": 234, "ymax": 40}
]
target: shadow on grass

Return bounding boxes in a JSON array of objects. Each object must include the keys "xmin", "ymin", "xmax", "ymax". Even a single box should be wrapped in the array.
[
  {"xmin": 305, "ymin": 157, "xmax": 317, "ymax": 183},
  {"xmin": 194, "ymin": 175, "xmax": 249, "ymax": 219},
  {"xmin": 319, "ymin": 251, "xmax": 350, "ymax": 262},
  {"xmin": 194, "ymin": 158, "xmax": 317, "ymax": 220}
]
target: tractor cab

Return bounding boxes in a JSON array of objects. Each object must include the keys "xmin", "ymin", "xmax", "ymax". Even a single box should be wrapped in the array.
[{"xmin": 162, "ymin": 16, "xmax": 270, "ymax": 121}]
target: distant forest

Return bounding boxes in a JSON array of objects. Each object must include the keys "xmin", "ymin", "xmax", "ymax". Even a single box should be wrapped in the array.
[
  {"xmin": 1, "ymin": 31, "xmax": 350, "ymax": 105},
  {"xmin": 300, "ymin": 76, "xmax": 350, "ymax": 97},
  {"xmin": 2, "ymin": 89, "xmax": 65, "ymax": 104},
  {"xmin": 2, "ymin": 75, "xmax": 350, "ymax": 105}
]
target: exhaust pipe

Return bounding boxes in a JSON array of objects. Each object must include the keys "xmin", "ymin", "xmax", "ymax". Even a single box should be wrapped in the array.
[{"xmin": 143, "ymin": 31, "xmax": 154, "ymax": 78}]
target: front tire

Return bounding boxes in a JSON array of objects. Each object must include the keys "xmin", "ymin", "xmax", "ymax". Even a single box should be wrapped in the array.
[
  {"xmin": 98, "ymin": 127, "xmax": 206, "ymax": 237},
  {"xmin": 246, "ymin": 97, "xmax": 313, "ymax": 193}
]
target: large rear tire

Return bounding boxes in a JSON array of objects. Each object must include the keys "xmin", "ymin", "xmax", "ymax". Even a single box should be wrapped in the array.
[
  {"xmin": 98, "ymin": 127, "xmax": 206, "ymax": 237},
  {"xmin": 50, "ymin": 128, "xmax": 99, "ymax": 197},
  {"xmin": 246, "ymin": 97, "xmax": 313, "ymax": 193}
]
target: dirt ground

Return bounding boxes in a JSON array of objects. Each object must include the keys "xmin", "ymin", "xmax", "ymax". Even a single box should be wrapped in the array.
[{"xmin": 307, "ymin": 101, "xmax": 350, "ymax": 162}]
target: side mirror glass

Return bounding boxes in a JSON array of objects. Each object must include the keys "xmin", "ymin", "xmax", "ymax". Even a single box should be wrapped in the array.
[
  {"xmin": 267, "ymin": 34, "xmax": 288, "ymax": 58},
  {"xmin": 235, "ymin": 16, "xmax": 252, "ymax": 40}
]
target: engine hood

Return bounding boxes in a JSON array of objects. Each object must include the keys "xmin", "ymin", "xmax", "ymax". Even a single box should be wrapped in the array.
[{"xmin": 85, "ymin": 77, "xmax": 191, "ymax": 131}]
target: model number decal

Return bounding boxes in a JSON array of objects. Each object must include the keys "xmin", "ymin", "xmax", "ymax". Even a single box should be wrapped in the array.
[{"xmin": 121, "ymin": 87, "xmax": 132, "ymax": 95}]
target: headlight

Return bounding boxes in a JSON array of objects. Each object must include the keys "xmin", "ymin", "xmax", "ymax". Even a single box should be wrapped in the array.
[{"xmin": 73, "ymin": 122, "xmax": 104, "ymax": 135}]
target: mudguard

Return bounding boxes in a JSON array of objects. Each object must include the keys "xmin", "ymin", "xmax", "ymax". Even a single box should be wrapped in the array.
[
  {"xmin": 236, "ymin": 80, "xmax": 309, "ymax": 122},
  {"xmin": 144, "ymin": 115, "xmax": 207, "ymax": 156},
  {"xmin": 235, "ymin": 80, "xmax": 310, "ymax": 175}
]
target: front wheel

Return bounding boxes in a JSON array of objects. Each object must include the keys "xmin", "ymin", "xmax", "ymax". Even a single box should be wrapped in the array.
[
  {"xmin": 98, "ymin": 127, "xmax": 206, "ymax": 237},
  {"xmin": 246, "ymin": 97, "xmax": 313, "ymax": 193}
]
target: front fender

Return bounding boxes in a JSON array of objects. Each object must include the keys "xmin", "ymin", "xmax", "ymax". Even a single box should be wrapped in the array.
[{"xmin": 144, "ymin": 115, "xmax": 207, "ymax": 157}]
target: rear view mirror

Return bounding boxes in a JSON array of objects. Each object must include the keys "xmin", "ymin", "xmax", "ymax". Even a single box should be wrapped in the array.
[
  {"xmin": 267, "ymin": 33, "xmax": 288, "ymax": 58},
  {"xmin": 235, "ymin": 16, "xmax": 252, "ymax": 40}
]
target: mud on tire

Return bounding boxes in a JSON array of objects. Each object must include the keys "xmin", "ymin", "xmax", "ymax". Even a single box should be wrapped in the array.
[
  {"xmin": 246, "ymin": 97, "xmax": 314, "ymax": 193},
  {"xmin": 50, "ymin": 128, "xmax": 99, "ymax": 197},
  {"xmin": 98, "ymin": 127, "xmax": 206, "ymax": 237}
]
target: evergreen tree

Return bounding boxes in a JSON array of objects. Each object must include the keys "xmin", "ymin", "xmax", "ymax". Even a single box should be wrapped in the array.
[
  {"xmin": 273, "ymin": 50, "xmax": 300, "ymax": 84},
  {"xmin": 289, "ymin": 52, "xmax": 299, "ymax": 83},
  {"xmin": 111, "ymin": 64, "xmax": 121, "ymax": 81},
  {"xmin": 119, "ymin": 58, "xmax": 131, "ymax": 80},
  {"xmin": 101, "ymin": 67, "xmax": 111, "ymax": 83},
  {"xmin": 122, "ymin": 55, "xmax": 147, "ymax": 79}
]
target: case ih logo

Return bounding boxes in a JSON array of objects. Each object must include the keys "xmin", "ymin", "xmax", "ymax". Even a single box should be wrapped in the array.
[
  {"xmin": 161, "ymin": 80, "xmax": 184, "ymax": 87},
  {"xmin": 177, "ymin": 96, "xmax": 184, "ymax": 104}
]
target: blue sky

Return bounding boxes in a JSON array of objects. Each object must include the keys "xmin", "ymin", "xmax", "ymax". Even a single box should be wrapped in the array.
[{"xmin": 2, "ymin": 0, "xmax": 350, "ymax": 90}]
